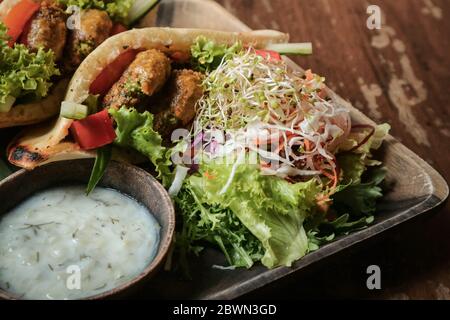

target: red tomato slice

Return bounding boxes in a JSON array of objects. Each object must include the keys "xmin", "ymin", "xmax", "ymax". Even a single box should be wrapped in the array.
[
  {"xmin": 3, "ymin": 0, "xmax": 40, "ymax": 46},
  {"xmin": 18, "ymin": 14, "xmax": 34, "ymax": 46},
  {"xmin": 89, "ymin": 49, "xmax": 140, "ymax": 96},
  {"xmin": 70, "ymin": 109, "xmax": 117, "ymax": 150},
  {"xmin": 110, "ymin": 23, "xmax": 128, "ymax": 36},
  {"xmin": 170, "ymin": 51, "xmax": 191, "ymax": 63},
  {"xmin": 254, "ymin": 49, "xmax": 282, "ymax": 61}
]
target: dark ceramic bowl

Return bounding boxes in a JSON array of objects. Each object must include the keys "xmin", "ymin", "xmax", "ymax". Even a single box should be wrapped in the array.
[{"xmin": 0, "ymin": 159, "xmax": 175, "ymax": 300}]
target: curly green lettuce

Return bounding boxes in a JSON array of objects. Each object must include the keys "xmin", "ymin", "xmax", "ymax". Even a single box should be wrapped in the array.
[
  {"xmin": 109, "ymin": 107, "xmax": 172, "ymax": 184},
  {"xmin": 175, "ymin": 185, "xmax": 264, "ymax": 274},
  {"xmin": 177, "ymin": 160, "xmax": 321, "ymax": 269},
  {"xmin": 172, "ymin": 124, "xmax": 390, "ymax": 270},
  {"xmin": 0, "ymin": 23, "xmax": 60, "ymax": 105},
  {"xmin": 57, "ymin": 0, "xmax": 133, "ymax": 23},
  {"xmin": 191, "ymin": 36, "xmax": 243, "ymax": 72},
  {"xmin": 332, "ymin": 167, "xmax": 386, "ymax": 216}
]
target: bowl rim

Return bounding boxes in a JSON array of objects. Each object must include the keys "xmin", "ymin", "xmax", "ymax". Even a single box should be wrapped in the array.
[{"xmin": 0, "ymin": 160, "xmax": 176, "ymax": 300}]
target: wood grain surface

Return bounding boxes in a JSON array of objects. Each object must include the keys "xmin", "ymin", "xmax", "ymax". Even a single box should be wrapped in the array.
[
  {"xmin": 1, "ymin": 0, "xmax": 448, "ymax": 301},
  {"xmin": 215, "ymin": 0, "xmax": 450, "ymax": 300}
]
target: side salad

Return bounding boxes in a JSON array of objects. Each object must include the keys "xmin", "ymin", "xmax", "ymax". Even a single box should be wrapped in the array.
[{"xmin": 169, "ymin": 38, "xmax": 390, "ymax": 271}]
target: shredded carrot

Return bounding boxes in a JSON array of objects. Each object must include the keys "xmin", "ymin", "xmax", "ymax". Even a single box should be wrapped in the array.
[
  {"xmin": 316, "ymin": 193, "xmax": 332, "ymax": 214},
  {"xmin": 304, "ymin": 139, "xmax": 312, "ymax": 152},
  {"xmin": 313, "ymin": 155, "xmax": 340, "ymax": 190},
  {"xmin": 204, "ymin": 171, "xmax": 215, "ymax": 180},
  {"xmin": 285, "ymin": 131, "xmax": 295, "ymax": 138},
  {"xmin": 260, "ymin": 161, "xmax": 271, "ymax": 169}
]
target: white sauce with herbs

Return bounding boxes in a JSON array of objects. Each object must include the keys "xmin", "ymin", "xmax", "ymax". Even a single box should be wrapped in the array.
[{"xmin": 0, "ymin": 186, "xmax": 160, "ymax": 300}]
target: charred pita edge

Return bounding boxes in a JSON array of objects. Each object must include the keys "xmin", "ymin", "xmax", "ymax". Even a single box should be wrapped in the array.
[{"xmin": 9, "ymin": 145, "xmax": 44, "ymax": 163}]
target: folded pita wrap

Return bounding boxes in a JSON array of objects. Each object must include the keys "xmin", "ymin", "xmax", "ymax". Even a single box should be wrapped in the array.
[
  {"xmin": 0, "ymin": 0, "xmax": 160, "ymax": 128},
  {"xmin": 8, "ymin": 27, "xmax": 289, "ymax": 169},
  {"xmin": 0, "ymin": 0, "xmax": 66, "ymax": 128}
]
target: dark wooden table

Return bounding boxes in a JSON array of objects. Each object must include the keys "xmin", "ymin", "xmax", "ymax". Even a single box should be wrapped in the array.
[{"xmin": 216, "ymin": 0, "xmax": 450, "ymax": 300}]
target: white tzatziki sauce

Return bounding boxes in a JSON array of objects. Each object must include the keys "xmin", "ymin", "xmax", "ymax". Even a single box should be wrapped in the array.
[{"xmin": 0, "ymin": 185, "xmax": 160, "ymax": 300}]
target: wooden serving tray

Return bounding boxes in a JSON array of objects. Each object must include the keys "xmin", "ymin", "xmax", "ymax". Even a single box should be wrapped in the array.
[
  {"xmin": 135, "ymin": 0, "xmax": 449, "ymax": 299},
  {"xmin": 0, "ymin": 0, "xmax": 447, "ymax": 300}
]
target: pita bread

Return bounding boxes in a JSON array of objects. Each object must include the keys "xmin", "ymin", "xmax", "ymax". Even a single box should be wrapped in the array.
[
  {"xmin": 0, "ymin": 0, "xmax": 68, "ymax": 128},
  {"xmin": 0, "ymin": 79, "xmax": 69, "ymax": 129},
  {"xmin": 8, "ymin": 27, "xmax": 289, "ymax": 169},
  {"xmin": 0, "ymin": 0, "xmax": 156, "ymax": 128}
]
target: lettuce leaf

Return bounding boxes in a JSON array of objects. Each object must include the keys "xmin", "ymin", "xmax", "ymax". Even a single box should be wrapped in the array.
[
  {"xmin": 57, "ymin": 0, "xmax": 105, "ymax": 9},
  {"xmin": 305, "ymin": 125, "xmax": 389, "ymax": 247},
  {"xmin": 57, "ymin": 0, "xmax": 133, "ymax": 23},
  {"xmin": 175, "ymin": 185, "xmax": 264, "ymax": 273},
  {"xmin": 184, "ymin": 161, "xmax": 320, "ymax": 268},
  {"xmin": 327, "ymin": 214, "xmax": 375, "ymax": 233},
  {"xmin": 337, "ymin": 153, "xmax": 366, "ymax": 185},
  {"xmin": 0, "ymin": 23, "xmax": 59, "ymax": 104},
  {"xmin": 109, "ymin": 107, "xmax": 172, "ymax": 184},
  {"xmin": 174, "ymin": 121, "xmax": 389, "ymax": 270},
  {"xmin": 306, "ymin": 167, "xmax": 385, "ymax": 251},
  {"xmin": 330, "ymin": 124, "xmax": 389, "ymax": 224},
  {"xmin": 337, "ymin": 123, "xmax": 390, "ymax": 185},
  {"xmin": 332, "ymin": 167, "xmax": 386, "ymax": 216},
  {"xmin": 339, "ymin": 123, "xmax": 390, "ymax": 155},
  {"xmin": 307, "ymin": 214, "xmax": 374, "ymax": 251},
  {"xmin": 104, "ymin": 0, "xmax": 134, "ymax": 22},
  {"xmin": 191, "ymin": 37, "xmax": 242, "ymax": 72}
]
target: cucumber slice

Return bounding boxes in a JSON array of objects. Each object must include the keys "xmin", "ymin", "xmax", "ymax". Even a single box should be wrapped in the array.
[
  {"xmin": 60, "ymin": 101, "xmax": 89, "ymax": 120},
  {"xmin": 126, "ymin": 0, "xmax": 160, "ymax": 26},
  {"xmin": 265, "ymin": 43, "xmax": 313, "ymax": 56},
  {"xmin": 0, "ymin": 96, "xmax": 16, "ymax": 113}
]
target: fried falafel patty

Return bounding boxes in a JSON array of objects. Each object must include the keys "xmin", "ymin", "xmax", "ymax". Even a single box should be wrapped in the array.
[
  {"xmin": 25, "ymin": 0, "xmax": 67, "ymax": 61},
  {"xmin": 103, "ymin": 49, "xmax": 172, "ymax": 110},
  {"xmin": 153, "ymin": 69, "xmax": 204, "ymax": 137},
  {"xmin": 65, "ymin": 9, "xmax": 113, "ymax": 70}
]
